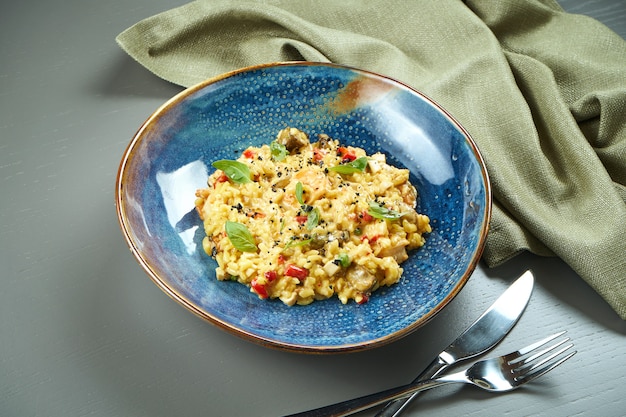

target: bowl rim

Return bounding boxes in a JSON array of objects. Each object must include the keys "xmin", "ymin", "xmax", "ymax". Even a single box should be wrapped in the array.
[{"xmin": 115, "ymin": 61, "xmax": 492, "ymax": 353}]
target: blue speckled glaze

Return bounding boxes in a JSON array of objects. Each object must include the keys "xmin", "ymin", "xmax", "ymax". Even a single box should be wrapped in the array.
[{"xmin": 116, "ymin": 62, "xmax": 491, "ymax": 353}]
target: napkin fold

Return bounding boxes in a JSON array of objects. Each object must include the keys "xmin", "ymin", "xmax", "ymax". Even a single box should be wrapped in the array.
[{"xmin": 116, "ymin": 0, "xmax": 626, "ymax": 319}]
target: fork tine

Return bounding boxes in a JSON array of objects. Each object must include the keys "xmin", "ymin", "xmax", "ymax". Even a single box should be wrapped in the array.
[
  {"xmin": 514, "ymin": 347, "xmax": 576, "ymax": 385},
  {"xmin": 520, "ymin": 342, "xmax": 575, "ymax": 373},
  {"xmin": 507, "ymin": 331, "xmax": 567, "ymax": 365},
  {"xmin": 504, "ymin": 331, "xmax": 576, "ymax": 387},
  {"xmin": 513, "ymin": 337, "xmax": 571, "ymax": 368}
]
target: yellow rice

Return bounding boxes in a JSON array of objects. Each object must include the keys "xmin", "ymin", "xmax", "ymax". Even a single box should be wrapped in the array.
[{"xmin": 195, "ymin": 127, "xmax": 431, "ymax": 306}]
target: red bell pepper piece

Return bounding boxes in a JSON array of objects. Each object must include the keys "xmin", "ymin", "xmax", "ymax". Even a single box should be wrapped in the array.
[
  {"xmin": 264, "ymin": 270, "xmax": 277, "ymax": 282},
  {"xmin": 214, "ymin": 173, "xmax": 229, "ymax": 188},
  {"xmin": 313, "ymin": 148, "xmax": 327, "ymax": 162},
  {"xmin": 285, "ymin": 264, "xmax": 308, "ymax": 281},
  {"xmin": 337, "ymin": 146, "xmax": 357, "ymax": 162},
  {"xmin": 251, "ymin": 277, "xmax": 268, "ymax": 299},
  {"xmin": 360, "ymin": 210, "xmax": 374, "ymax": 223},
  {"xmin": 360, "ymin": 234, "xmax": 379, "ymax": 243}
]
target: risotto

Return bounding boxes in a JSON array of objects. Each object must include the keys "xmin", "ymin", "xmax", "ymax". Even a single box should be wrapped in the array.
[{"xmin": 194, "ymin": 127, "xmax": 431, "ymax": 306}]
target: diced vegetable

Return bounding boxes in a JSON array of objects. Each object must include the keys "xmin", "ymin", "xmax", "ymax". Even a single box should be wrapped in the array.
[
  {"xmin": 356, "ymin": 293, "xmax": 369, "ymax": 304},
  {"xmin": 251, "ymin": 277, "xmax": 268, "ymax": 298},
  {"xmin": 360, "ymin": 234, "xmax": 380, "ymax": 243},
  {"xmin": 251, "ymin": 271, "xmax": 277, "ymax": 299},
  {"xmin": 367, "ymin": 154, "xmax": 385, "ymax": 173},
  {"xmin": 336, "ymin": 252, "xmax": 351, "ymax": 267},
  {"xmin": 264, "ymin": 270, "xmax": 278, "ymax": 282},
  {"xmin": 360, "ymin": 210, "xmax": 374, "ymax": 223},
  {"xmin": 214, "ymin": 173, "xmax": 229, "ymax": 187},
  {"xmin": 285, "ymin": 264, "xmax": 309, "ymax": 280},
  {"xmin": 312, "ymin": 148, "xmax": 327, "ymax": 162},
  {"xmin": 323, "ymin": 261, "xmax": 340, "ymax": 277},
  {"xmin": 337, "ymin": 146, "xmax": 357, "ymax": 162}
]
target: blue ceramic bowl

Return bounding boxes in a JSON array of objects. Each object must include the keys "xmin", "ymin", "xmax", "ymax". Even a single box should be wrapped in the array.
[{"xmin": 116, "ymin": 62, "xmax": 491, "ymax": 353}]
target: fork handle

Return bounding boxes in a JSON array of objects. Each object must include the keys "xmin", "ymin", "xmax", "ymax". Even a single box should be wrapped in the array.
[
  {"xmin": 284, "ymin": 374, "xmax": 461, "ymax": 417},
  {"xmin": 375, "ymin": 356, "xmax": 448, "ymax": 417}
]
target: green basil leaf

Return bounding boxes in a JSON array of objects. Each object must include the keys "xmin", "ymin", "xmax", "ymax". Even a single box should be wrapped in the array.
[
  {"xmin": 225, "ymin": 221, "xmax": 257, "ymax": 252},
  {"xmin": 367, "ymin": 201, "xmax": 406, "ymax": 221},
  {"xmin": 283, "ymin": 237, "xmax": 312, "ymax": 250},
  {"xmin": 270, "ymin": 140, "xmax": 288, "ymax": 161},
  {"xmin": 306, "ymin": 207, "xmax": 320, "ymax": 230},
  {"xmin": 295, "ymin": 181, "xmax": 304, "ymax": 205},
  {"xmin": 212, "ymin": 160, "xmax": 252, "ymax": 184},
  {"xmin": 329, "ymin": 156, "xmax": 368, "ymax": 174}
]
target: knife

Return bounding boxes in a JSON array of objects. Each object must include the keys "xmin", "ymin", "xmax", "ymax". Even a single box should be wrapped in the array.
[{"xmin": 375, "ymin": 270, "xmax": 534, "ymax": 417}]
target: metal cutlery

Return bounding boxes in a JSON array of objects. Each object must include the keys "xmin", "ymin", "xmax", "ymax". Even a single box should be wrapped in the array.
[
  {"xmin": 286, "ymin": 331, "xmax": 575, "ymax": 417},
  {"xmin": 376, "ymin": 270, "xmax": 534, "ymax": 416}
]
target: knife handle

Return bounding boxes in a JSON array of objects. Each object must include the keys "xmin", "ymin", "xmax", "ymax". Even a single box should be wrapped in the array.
[{"xmin": 374, "ymin": 356, "xmax": 448, "ymax": 417}]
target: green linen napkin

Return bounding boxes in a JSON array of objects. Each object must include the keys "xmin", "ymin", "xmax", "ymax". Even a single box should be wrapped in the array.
[{"xmin": 116, "ymin": 0, "xmax": 626, "ymax": 319}]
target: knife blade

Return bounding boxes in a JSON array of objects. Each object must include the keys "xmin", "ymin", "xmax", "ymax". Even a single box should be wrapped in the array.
[{"xmin": 376, "ymin": 270, "xmax": 534, "ymax": 417}]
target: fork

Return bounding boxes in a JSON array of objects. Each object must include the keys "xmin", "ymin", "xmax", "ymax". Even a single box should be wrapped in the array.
[{"xmin": 285, "ymin": 331, "xmax": 576, "ymax": 417}]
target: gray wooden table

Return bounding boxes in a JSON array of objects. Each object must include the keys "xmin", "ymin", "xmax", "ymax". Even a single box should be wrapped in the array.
[{"xmin": 1, "ymin": 1, "xmax": 624, "ymax": 416}]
